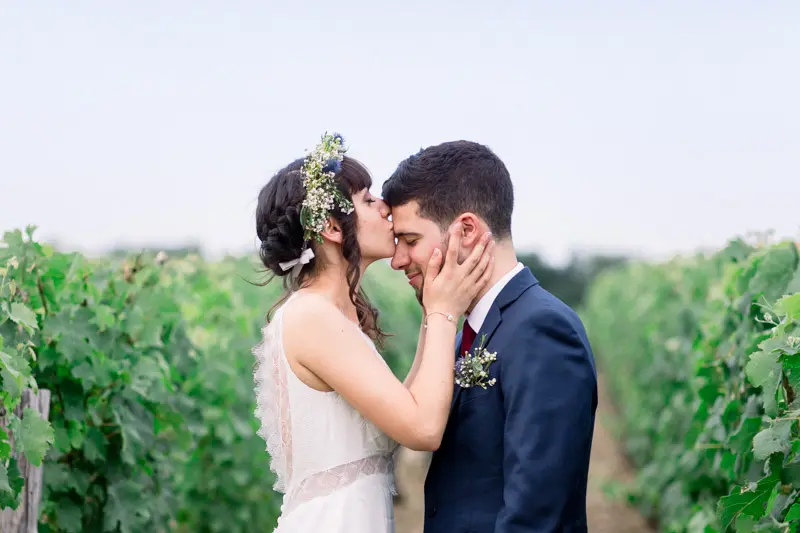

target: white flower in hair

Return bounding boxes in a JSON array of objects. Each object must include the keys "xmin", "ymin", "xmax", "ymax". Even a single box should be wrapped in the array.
[{"xmin": 299, "ymin": 133, "xmax": 354, "ymax": 244}]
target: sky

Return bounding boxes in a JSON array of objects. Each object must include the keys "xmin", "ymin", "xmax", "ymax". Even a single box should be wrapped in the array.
[{"xmin": 1, "ymin": 2, "xmax": 798, "ymax": 265}]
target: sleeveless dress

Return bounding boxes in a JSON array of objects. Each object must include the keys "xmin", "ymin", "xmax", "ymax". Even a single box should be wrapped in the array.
[{"xmin": 252, "ymin": 294, "xmax": 399, "ymax": 532}]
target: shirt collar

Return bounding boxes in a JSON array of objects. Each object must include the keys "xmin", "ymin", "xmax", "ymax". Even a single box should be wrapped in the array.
[{"xmin": 466, "ymin": 262, "xmax": 524, "ymax": 332}]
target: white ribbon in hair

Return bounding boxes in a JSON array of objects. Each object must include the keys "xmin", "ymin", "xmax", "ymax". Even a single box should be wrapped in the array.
[{"xmin": 279, "ymin": 247, "xmax": 315, "ymax": 277}]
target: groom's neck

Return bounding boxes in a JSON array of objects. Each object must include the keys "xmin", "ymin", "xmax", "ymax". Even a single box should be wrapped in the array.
[{"xmin": 467, "ymin": 240, "xmax": 519, "ymax": 313}]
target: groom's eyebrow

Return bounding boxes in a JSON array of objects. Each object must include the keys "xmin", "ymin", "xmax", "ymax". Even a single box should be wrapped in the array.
[{"xmin": 394, "ymin": 231, "xmax": 421, "ymax": 239}]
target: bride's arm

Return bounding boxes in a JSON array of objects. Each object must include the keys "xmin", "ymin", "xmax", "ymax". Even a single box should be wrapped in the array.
[
  {"xmin": 287, "ymin": 297, "xmax": 458, "ymax": 451},
  {"xmin": 287, "ymin": 229, "xmax": 494, "ymax": 451},
  {"xmin": 402, "ymin": 320, "xmax": 426, "ymax": 388}
]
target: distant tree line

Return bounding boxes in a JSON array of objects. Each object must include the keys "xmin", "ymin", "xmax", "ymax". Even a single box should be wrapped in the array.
[{"xmin": 517, "ymin": 251, "xmax": 628, "ymax": 309}]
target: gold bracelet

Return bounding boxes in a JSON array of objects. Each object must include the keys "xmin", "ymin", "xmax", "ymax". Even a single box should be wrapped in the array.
[{"xmin": 423, "ymin": 311, "xmax": 455, "ymax": 328}]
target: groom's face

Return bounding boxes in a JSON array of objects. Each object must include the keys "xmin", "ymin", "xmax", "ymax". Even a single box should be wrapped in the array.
[{"xmin": 389, "ymin": 201, "xmax": 448, "ymax": 302}]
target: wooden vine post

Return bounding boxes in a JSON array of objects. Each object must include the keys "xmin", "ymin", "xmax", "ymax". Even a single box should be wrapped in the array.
[{"xmin": 0, "ymin": 389, "xmax": 51, "ymax": 533}]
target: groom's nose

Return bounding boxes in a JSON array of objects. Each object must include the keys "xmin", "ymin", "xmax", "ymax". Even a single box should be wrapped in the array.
[{"xmin": 390, "ymin": 246, "xmax": 409, "ymax": 271}]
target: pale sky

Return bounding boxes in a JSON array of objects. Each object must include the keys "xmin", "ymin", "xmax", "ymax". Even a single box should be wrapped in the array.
[{"xmin": 2, "ymin": 2, "xmax": 798, "ymax": 265}]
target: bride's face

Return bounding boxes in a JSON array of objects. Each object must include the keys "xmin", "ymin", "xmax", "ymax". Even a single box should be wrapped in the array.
[{"xmin": 353, "ymin": 189, "xmax": 395, "ymax": 262}]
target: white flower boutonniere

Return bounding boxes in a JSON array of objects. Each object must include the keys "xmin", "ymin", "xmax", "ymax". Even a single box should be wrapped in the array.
[{"xmin": 455, "ymin": 334, "xmax": 497, "ymax": 389}]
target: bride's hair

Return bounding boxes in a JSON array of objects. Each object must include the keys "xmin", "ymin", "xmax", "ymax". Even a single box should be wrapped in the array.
[{"xmin": 255, "ymin": 155, "xmax": 387, "ymax": 347}]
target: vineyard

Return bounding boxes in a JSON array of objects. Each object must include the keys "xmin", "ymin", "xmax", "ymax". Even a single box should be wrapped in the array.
[
  {"xmin": 0, "ymin": 226, "xmax": 421, "ymax": 533},
  {"xmin": 583, "ymin": 237, "xmax": 800, "ymax": 532},
  {"xmin": 3, "ymin": 225, "xmax": 800, "ymax": 533}
]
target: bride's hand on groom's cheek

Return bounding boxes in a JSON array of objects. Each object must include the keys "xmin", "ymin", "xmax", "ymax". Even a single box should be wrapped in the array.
[{"xmin": 422, "ymin": 224, "xmax": 495, "ymax": 318}]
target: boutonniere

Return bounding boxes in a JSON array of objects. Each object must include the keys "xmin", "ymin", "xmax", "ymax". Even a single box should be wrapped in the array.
[{"xmin": 455, "ymin": 334, "xmax": 497, "ymax": 389}]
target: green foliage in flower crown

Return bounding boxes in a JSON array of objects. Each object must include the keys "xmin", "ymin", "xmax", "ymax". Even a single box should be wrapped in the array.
[
  {"xmin": 299, "ymin": 133, "xmax": 354, "ymax": 243},
  {"xmin": 582, "ymin": 237, "xmax": 800, "ymax": 532},
  {"xmin": 0, "ymin": 227, "xmax": 419, "ymax": 532}
]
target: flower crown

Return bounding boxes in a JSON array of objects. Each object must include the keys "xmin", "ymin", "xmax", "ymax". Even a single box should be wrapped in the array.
[{"xmin": 299, "ymin": 132, "xmax": 354, "ymax": 243}]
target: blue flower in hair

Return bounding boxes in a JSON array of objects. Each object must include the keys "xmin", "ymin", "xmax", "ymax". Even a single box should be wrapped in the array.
[{"xmin": 322, "ymin": 158, "xmax": 342, "ymax": 174}]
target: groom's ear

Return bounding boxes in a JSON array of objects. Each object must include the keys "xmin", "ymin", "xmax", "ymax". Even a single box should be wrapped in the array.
[
  {"xmin": 320, "ymin": 216, "xmax": 343, "ymax": 244},
  {"xmin": 455, "ymin": 213, "xmax": 484, "ymax": 248}
]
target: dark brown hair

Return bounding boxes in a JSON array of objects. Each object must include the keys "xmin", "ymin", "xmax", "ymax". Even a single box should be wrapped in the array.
[
  {"xmin": 382, "ymin": 140, "xmax": 514, "ymax": 239},
  {"xmin": 255, "ymin": 156, "xmax": 387, "ymax": 348}
]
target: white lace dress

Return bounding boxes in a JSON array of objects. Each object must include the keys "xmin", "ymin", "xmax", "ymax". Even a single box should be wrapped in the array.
[{"xmin": 252, "ymin": 294, "xmax": 399, "ymax": 532}]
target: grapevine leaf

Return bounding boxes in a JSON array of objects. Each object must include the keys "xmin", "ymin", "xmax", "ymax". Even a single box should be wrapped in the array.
[
  {"xmin": 0, "ymin": 459, "xmax": 23, "ymax": 508},
  {"xmin": 8, "ymin": 302, "xmax": 38, "ymax": 331},
  {"xmin": 70, "ymin": 361, "xmax": 96, "ymax": 392},
  {"xmin": 775, "ymin": 292, "xmax": 800, "ymax": 321},
  {"xmin": 83, "ymin": 426, "xmax": 107, "ymax": 463},
  {"xmin": 90, "ymin": 304, "xmax": 117, "ymax": 331},
  {"xmin": 0, "ymin": 428, "xmax": 11, "ymax": 459},
  {"xmin": 0, "ymin": 462, "xmax": 11, "ymax": 494},
  {"xmin": 782, "ymin": 460, "xmax": 800, "ymax": 488},
  {"xmin": 11, "ymin": 407, "xmax": 55, "ymax": 466},
  {"xmin": 104, "ymin": 480, "xmax": 150, "ymax": 533},
  {"xmin": 786, "ymin": 266, "xmax": 800, "ymax": 294},
  {"xmin": 786, "ymin": 502, "xmax": 800, "ymax": 521},
  {"xmin": 56, "ymin": 498, "xmax": 84, "ymax": 533},
  {"xmin": 753, "ymin": 420, "xmax": 794, "ymax": 460},
  {"xmin": 745, "ymin": 349, "xmax": 783, "ymax": 416},
  {"xmin": 746, "ymin": 350, "xmax": 780, "ymax": 387},
  {"xmin": 728, "ymin": 417, "xmax": 763, "ymax": 456},
  {"xmin": 749, "ymin": 245, "xmax": 799, "ymax": 305},
  {"xmin": 718, "ymin": 472, "xmax": 780, "ymax": 530},
  {"xmin": 0, "ymin": 349, "xmax": 30, "ymax": 400}
]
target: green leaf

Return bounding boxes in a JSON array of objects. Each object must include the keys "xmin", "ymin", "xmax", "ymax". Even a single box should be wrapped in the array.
[
  {"xmin": 8, "ymin": 302, "xmax": 38, "ymax": 331},
  {"xmin": 90, "ymin": 304, "xmax": 117, "ymax": 331},
  {"xmin": 775, "ymin": 292, "xmax": 800, "ymax": 321},
  {"xmin": 782, "ymin": 460, "xmax": 800, "ymax": 488},
  {"xmin": 0, "ymin": 462, "xmax": 11, "ymax": 494},
  {"xmin": 11, "ymin": 407, "xmax": 55, "ymax": 466},
  {"xmin": 746, "ymin": 350, "xmax": 783, "ymax": 416},
  {"xmin": 55, "ymin": 497, "xmax": 84, "ymax": 533},
  {"xmin": 0, "ymin": 349, "xmax": 31, "ymax": 401},
  {"xmin": 0, "ymin": 459, "xmax": 23, "ymax": 508},
  {"xmin": 0, "ymin": 428, "xmax": 11, "ymax": 459},
  {"xmin": 753, "ymin": 420, "xmax": 794, "ymax": 460},
  {"xmin": 104, "ymin": 480, "xmax": 150, "ymax": 533},
  {"xmin": 786, "ymin": 502, "xmax": 800, "ymax": 521},
  {"xmin": 749, "ymin": 245, "xmax": 799, "ymax": 305},
  {"xmin": 728, "ymin": 416, "xmax": 763, "ymax": 455},
  {"xmin": 718, "ymin": 472, "xmax": 780, "ymax": 530},
  {"xmin": 83, "ymin": 426, "xmax": 107, "ymax": 463},
  {"xmin": 70, "ymin": 361, "xmax": 96, "ymax": 392},
  {"xmin": 746, "ymin": 350, "xmax": 781, "ymax": 387}
]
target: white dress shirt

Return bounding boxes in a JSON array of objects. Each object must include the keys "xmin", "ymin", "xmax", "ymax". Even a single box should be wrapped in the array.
[{"xmin": 465, "ymin": 262, "xmax": 525, "ymax": 332}]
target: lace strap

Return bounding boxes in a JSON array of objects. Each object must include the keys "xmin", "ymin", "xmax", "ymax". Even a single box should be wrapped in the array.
[{"xmin": 252, "ymin": 305, "xmax": 293, "ymax": 493}]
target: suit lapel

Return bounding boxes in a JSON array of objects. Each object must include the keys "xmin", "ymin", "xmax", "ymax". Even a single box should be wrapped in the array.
[{"xmin": 449, "ymin": 267, "xmax": 539, "ymax": 413}]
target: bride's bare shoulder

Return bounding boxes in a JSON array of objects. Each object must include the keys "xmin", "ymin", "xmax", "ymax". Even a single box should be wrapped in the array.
[
  {"xmin": 282, "ymin": 292, "xmax": 337, "ymax": 328},
  {"xmin": 281, "ymin": 293, "xmax": 363, "ymax": 363},
  {"xmin": 282, "ymin": 293, "xmax": 346, "ymax": 343}
]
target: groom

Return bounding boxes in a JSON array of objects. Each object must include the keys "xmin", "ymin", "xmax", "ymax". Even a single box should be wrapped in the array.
[{"xmin": 383, "ymin": 141, "xmax": 598, "ymax": 533}]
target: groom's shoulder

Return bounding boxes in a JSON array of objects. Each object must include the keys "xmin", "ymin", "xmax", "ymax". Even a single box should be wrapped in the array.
[
  {"xmin": 506, "ymin": 286, "xmax": 596, "ymax": 374},
  {"xmin": 513, "ymin": 282, "xmax": 586, "ymax": 333}
]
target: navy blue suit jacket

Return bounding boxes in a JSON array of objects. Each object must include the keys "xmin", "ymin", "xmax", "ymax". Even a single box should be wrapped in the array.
[{"xmin": 423, "ymin": 267, "xmax": 598, "ymax": 533}]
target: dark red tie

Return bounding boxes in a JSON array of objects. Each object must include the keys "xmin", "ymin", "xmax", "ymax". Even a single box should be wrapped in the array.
[{"xmin": 460, "ymin": 321, "xmax": 476, "ymax": 357}]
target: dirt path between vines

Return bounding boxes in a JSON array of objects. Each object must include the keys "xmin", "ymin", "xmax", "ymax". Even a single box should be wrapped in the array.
[{"xmin": 392, "ymin": 373, "xmax": 654, "ymax": 533}]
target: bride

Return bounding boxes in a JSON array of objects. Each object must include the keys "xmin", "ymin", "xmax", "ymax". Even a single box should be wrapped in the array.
[{"xmin": 252, "ymin": 133, "xmax": 495, "ymax": 532}]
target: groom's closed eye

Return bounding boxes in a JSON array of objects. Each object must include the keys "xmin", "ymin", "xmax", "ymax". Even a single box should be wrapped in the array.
[{"xmin": 395, "ymin": 232, "xmax": 421, "ymax": 245}]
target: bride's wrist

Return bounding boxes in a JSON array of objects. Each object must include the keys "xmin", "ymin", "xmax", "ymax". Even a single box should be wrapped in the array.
[{"xmin": 423, "ymin": 310, "xmax": 457, "ymax": 329}]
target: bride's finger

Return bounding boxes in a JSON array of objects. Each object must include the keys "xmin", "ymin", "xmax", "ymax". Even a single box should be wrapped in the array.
[
  {"xmin": 474, "ymin": 250, "xmax": 495, "ymax": 291},
  {"xmin": 458, "ymin": 231, "xmax": 492, "ymax": 276},
  {"xmin": 442, "ymin": 222, "xmax": 463, "ymax": 275},
  {"xmin": 424, "ymin": 248, "xmax": 443, "ymax": 284},
  {"xmin": 465, "ymin": 238, "xmax": 495, "ymax": 287}
]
